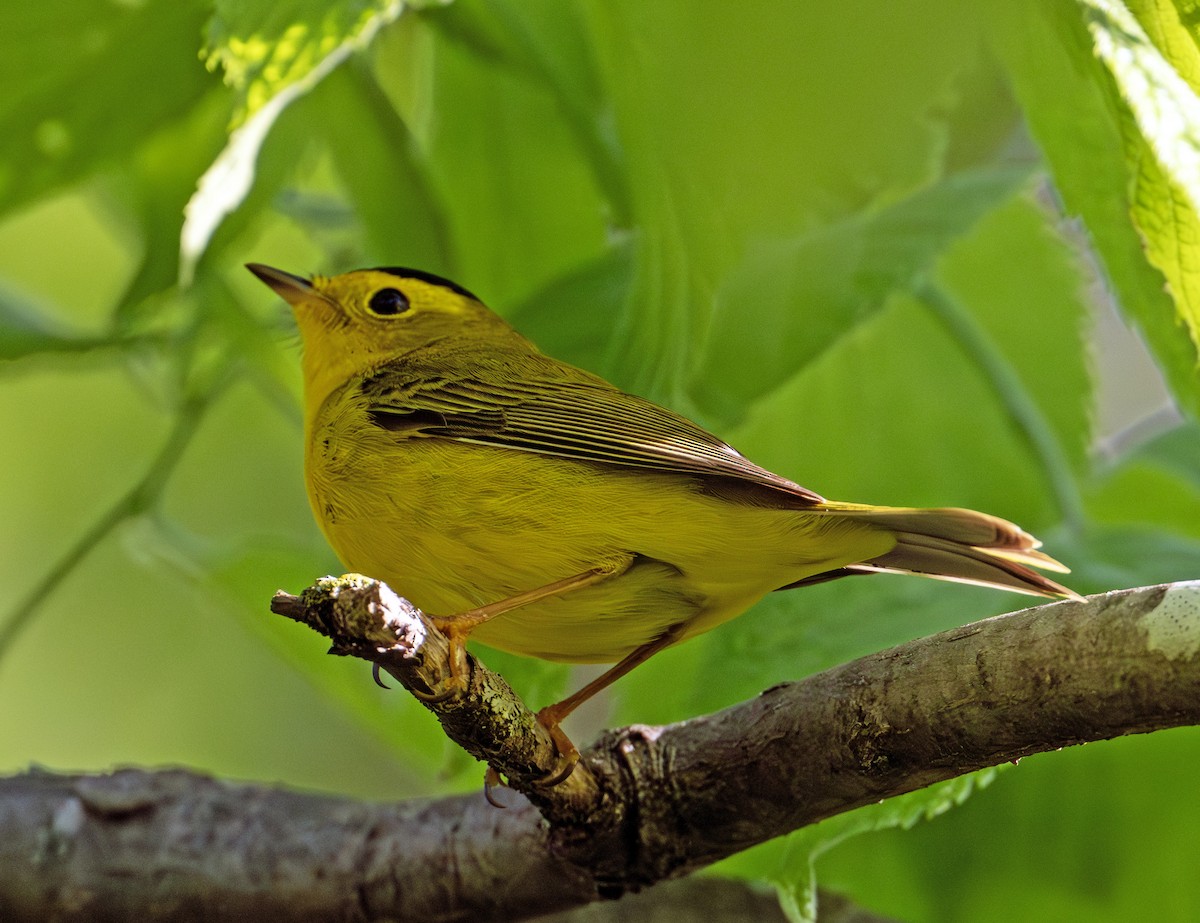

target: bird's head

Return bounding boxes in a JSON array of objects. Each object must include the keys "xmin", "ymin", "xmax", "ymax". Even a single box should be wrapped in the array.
[{"xmin": 247, "ymin": 264, "xmax": 523, "ymax": 410}]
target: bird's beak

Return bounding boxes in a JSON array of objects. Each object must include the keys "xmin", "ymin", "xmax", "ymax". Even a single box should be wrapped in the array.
[{"xmin": 245, "ymin": 263, "xmax": 319, "ymax": 308}]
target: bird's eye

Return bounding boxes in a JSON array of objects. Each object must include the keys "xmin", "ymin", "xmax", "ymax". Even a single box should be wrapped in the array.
[{"xmin": 368, "ymin": 288, "xmax": 410, "ymax": 316}]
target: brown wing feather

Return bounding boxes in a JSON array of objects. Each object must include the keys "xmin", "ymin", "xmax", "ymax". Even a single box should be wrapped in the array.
[{"xmin": 361, "ymin": 348, "xmax": 824, "ymax": 505}]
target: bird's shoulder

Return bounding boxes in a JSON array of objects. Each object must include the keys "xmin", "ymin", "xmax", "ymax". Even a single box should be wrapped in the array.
[{"xmin": 356, "ymin": 341, "xmax": 824, "ymax": 507}]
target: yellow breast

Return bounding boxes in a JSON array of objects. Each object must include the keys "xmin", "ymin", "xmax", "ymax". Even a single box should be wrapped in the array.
[{"xmin": 303, "ymin": 385, "xmax": 893, "ymax": 662}]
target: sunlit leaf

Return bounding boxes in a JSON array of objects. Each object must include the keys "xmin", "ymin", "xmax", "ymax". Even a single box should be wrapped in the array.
[
  {"xmin": 992, "ymin": 0, "xmax": 1200, "ymax": 416},
  {"xmin": 1081, "ymin": 0, "xmax": 1200, "ymax": 382},
  {"xmin": 182, "ymin": 0, "xmax": 415, "ymax": 279},
  {"xmin": 205, "ymin": 0, "xmax": 424, "ymax": 125}
]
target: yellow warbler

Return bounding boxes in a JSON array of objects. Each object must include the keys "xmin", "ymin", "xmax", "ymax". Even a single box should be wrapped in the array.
[{"xmin": 249, "ymin": 263, "xmax": 1074, "ymax": 771}]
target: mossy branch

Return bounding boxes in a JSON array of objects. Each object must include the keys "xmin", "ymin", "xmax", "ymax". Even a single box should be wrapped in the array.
[{"xmin": 269, "ymin": 574, "xmax": 607, "ymax": 816}]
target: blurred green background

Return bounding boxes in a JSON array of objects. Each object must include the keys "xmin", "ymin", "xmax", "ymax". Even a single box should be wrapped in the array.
[{"xmin": 2, "ymin": 1, "xmax": 1199, "ymax": 920}]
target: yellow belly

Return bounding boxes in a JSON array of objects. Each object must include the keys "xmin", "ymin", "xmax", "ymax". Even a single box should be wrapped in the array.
[{"xmin": 306, "ymin": 404, "xmax": 893, "ymax": 663}]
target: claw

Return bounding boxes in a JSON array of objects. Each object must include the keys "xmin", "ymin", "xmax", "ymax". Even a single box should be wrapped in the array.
[
  {"xmin": 408, "ymin": 678, "xmax": 464, "ymax": 703},
  {"xmin": 531, "ymin": 706, "xmax": 582, "ymax": 787},
  {"xmin": 531, "ymin": 749, "xmax": 580, "ymax": 788},
  {"xmin": 484, "ymin": 766, "xmax": 508, "ymax": 808},
  {"xmin": 371, "ymin": 663, "xmax": 390, "ymax": 689},
  {"xmin": 408, "ymin": 619, "xmax": 472, "ymax": 703}
]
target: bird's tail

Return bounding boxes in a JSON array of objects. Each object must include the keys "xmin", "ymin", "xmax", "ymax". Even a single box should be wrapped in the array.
[{"xmin": 783, "ymin": 503, "xmax": 1080, "ymax": 599}]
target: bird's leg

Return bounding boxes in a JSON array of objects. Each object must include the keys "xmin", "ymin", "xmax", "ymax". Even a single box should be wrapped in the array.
[
  {"xmin": 533, "ymin": 621, "xmax": 687, "ymax": 786},
  {"xmin": 414, "ymin": 560, "xmax": 630, "ymax": 702}
]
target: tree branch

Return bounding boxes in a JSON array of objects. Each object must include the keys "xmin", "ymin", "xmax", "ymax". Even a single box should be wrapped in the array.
[
  {"xmin": 3, "ymin": 579, "xmax": 1198, "ymax": 921},
  {"xmin": 268, "ymin": 575, "xmax": 607, "ymax": 816}
]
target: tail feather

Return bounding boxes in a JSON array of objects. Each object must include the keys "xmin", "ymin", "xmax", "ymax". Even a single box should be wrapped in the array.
[
  {"xmin": 852, "ymin": 534, "xmax": 1076, "ymax": 599},
  {"xmin": 810, "ymin": 504, "xmax": 1080, "ymax": 600}
]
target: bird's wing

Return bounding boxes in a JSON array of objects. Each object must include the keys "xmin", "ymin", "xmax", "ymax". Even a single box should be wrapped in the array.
[{"xmin": 360, "ymin": 356, "xmax": 824, "ymax": 506}]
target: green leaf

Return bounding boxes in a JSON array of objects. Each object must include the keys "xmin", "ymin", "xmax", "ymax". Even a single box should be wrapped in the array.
[
  {"xmin": 816, "ymin": 724, "xmax": 1200, "ymax": 921},
  {"xmin": 688, "ymin": 167, "xmax": 1033, "ymax": 423},
  {"xmin": 506, "ymin": 240, "xmax": 635, "ymax": 375},
  {"xmin": 183, "ymin": 0, "xmax": 411, "ymax": 278},
  {"xmin": 1135, "ymin": 419, "xmax": 1200, "ymax": 491},
  {"xmin": 205, "ymin": 0, "xmax": 418, "ymax": 125},
  {"xmin": 0, "ymin": 0, "xmax": 216, "ymax": 217},
  {"xmin": 110, "ymin": 90, "xmax": 236, "ymax": 327},
  {"xmin": 310, "ymin": 62, "xmax": 453, "ymax": 273},
  {"xmin": 373, "ymin": 4, "xmax": 610, "ymax": 306},
  {"xmin": 1080, "ymin": 0, "xmax": 1200, "ymax": 393},
  {"xmin": 1087, "ymin": 421, "xmax": 1200, "ymax": 539},
  {"xmin": 418, "ymin": 0, "xmax": 628, "ymax": 223},
  {"xmin": 1071, "ymin": 523, "xmax": 1200, "ymax": 588},
  {"xmin": 1176, "ymin": 0, "xmax": 1200, "ymax": 51},
  {"xmin": 716, "ymin": 770, "xmax": 1001, "ymax": 923},
  {"xmin": 935, "ymin": 194, "xmax": 1093, "ymax": 475},
  {"xmin": 584, "ymin": 1, "xmax": 1007, "ymax": 396},
  {"xmin": 1089, "ymin": 462, "xmax": 1200, "ymax": 539},
  {"xmin": 727, "ymin": 291, "xmax": 1062, "ymax": 522},
  {"xmin": 991, "ymin": 0, "xmax": 1200, "ymax": 416}
]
